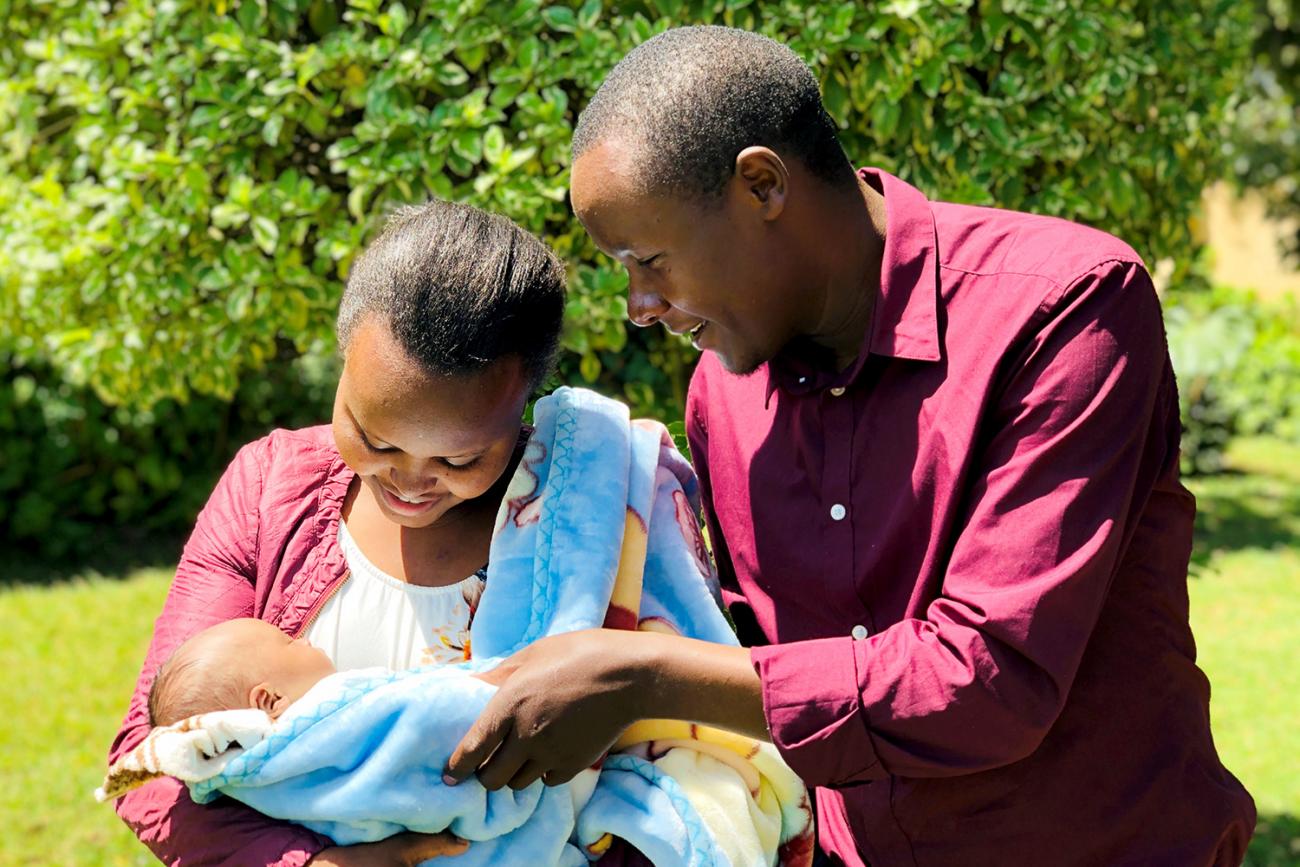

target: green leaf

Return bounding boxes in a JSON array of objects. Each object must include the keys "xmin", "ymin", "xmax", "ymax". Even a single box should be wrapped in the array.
[
  {"xmin": 542, "ymin": 6, "xmax": 577, "ymax": 32},
  {"xmin": 437, "ymin": 62, "xmax": 469, "ymax": 87},
  {"xmin": 578, "ymin": 0, "xmax": 602, "ymax": 28},
  {"xmin": 261, "ymin": 114, "xmax": 284, "ymax": 147},
  {"xmin": 263, "ymin": 79, "xmax": 297, "ymax": 98},
  {"xmin": 483, "ymin": 126, "xmax": 506, "ymax": 163},
  {"xmin": 451, "ymin": 130, "xmax": 484, "ymax": 164},
  {"xmin": 226, "ymin": 285, "xmax": 253, "ymax": 321},
  {"xmin": 347, "ymin": 185, "xmax": 370, "ymax": 220},
  {"xmin": 579, "ymin": 352, "xmax": 601, "ymax": 382},
  {"xmin": 251, "ymin": 216, "xmax": 279, "ymax": 254},
  {"xmin": 210, "ymin": 202, "xmax": 248, "ymax": 228},
  {"xmin": 502, "ymin": 146, "xmax": 537, "ymax": 172}
]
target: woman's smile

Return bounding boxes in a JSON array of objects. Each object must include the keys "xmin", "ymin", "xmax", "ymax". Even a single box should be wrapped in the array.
[{"xmin": 375, "ymin": 482, "xmax": 446, "ymax": 517}]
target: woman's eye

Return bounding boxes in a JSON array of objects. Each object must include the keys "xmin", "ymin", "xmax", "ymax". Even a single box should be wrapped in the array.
[
  {"xmin": 635, "ymin": 253, "xmax": 661, "ymax": 268},
  {"xmin": 443, "ymin": 456, "xmax": 481, "ymax": 470},
  {"xmin": 359, "ymin": 432, "xmax": 396, "ymax": 453}
]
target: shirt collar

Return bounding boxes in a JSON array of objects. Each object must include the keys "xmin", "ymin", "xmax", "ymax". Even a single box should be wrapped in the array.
[{"xmin": 765, "ymin": 167, "xmax": 942, "ymax": 402}]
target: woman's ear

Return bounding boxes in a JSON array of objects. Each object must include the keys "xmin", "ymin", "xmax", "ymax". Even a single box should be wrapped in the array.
[{"xmin": 733, "ymin": 146, "xmax": 788, "ymax": 221}]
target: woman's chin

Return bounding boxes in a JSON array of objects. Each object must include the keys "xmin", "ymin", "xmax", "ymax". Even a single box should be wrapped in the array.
[{"xmin": 385, "ymin": 500, "xmax": 460, "ymax": 529}]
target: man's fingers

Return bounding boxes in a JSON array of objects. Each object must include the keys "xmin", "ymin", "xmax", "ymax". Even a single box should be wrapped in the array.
[
  {"xmin": 475, "ymin": 734, "xmax": 532, "ymax": 791},
  {"xmin": 507, "ymin": 759, "xmax": 546, "ymax": 791},
  {"xmin": 542, "ymin": 766, "xmax": 581, "ymax": 787},
  {"xmin": 444, "ymin": 712, "xmax": 510, "ymax": 783}
]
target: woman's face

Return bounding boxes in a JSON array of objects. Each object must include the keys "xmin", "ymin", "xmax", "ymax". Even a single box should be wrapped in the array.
[{"xmin": 332, "ymin": 316, "xmax": 531, "ymax": 530}]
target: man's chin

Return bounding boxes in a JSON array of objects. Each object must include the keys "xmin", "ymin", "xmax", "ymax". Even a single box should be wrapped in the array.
[{"xmin": 712, "ymin": 347, "xmax": 767, "ymax": 378}]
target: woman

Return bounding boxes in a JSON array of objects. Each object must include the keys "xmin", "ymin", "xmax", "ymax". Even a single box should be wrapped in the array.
[{"xmin": 110, "ymin": 200, "xmax": 565, "ymax": 866}]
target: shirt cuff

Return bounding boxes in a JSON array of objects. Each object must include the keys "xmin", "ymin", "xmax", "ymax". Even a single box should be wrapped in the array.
[{"xmin": 750, "ymin": 637, "xmax": 885, "ymax": 787}]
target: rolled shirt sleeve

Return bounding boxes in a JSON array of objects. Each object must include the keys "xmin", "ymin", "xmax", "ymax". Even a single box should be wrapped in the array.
[{"xmin": 748, "ymin": 262, "xmax": 1175, "ymax": 786}]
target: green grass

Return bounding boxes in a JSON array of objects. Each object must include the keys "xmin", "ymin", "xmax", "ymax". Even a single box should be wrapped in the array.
[
  {"xmin": 0, "ymin": 569, "xmax": 171, "ymax": 866},
  {"xmin": 1, "ymin": 439, "xmax": 1297, "ymax": 865},
  {"xmin": 1187, "ymin": 438, "xmax": 1300, "ymax": 867}
]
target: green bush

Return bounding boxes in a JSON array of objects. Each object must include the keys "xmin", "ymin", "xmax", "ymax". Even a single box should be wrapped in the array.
[
  {"xmin": 0, "ymin": 350, "xmax": 338, "ymax": 560},
  {"xmin": 1166, "ymin": 286, "xmax": 1300, "ymax": 474},
  {"xmin": 0, "ymin": 0, "xmax": 1254, "ymax": 556},
  {"xmin": 1227, "ymin": 0, "xmax": 1299, "ymax": 261}
]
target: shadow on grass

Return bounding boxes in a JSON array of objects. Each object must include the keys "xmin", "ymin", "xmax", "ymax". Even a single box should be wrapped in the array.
[
  {"xmin": 2, "ymin": 526, "xmax": 185, "ymax": 589},
  {"xmin": 1248, "ymin": 813, "xmax": 1300, "ymax": 867},
  {"xmin": 1188, "ymin": 469, "xmax": 1300, "ymax": 570}
]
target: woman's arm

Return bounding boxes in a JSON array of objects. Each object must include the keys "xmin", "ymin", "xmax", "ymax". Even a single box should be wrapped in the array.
[
  {"xmin": 110, "ymin": 436, "xmax": 333, "ymax": 866},
  {"xmin": 309, "ymin": 833, "xmax": 468, "ymax": 866}
]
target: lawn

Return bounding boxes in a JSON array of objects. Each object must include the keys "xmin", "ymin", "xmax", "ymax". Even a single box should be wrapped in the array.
[{"xmin": 1, "ymin": 439, "xmax": 1297, "ymax": 866}]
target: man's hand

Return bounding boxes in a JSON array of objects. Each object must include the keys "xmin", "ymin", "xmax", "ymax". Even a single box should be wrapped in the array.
[
  {"xmin": 445, "ymin": 629, "xmax": 646, "ymax": 790},
  {"xmin": 308, "ymin": 831, "xmax": 468, "ymax": 866}
]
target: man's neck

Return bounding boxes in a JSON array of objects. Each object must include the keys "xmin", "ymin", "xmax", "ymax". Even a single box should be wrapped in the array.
[{"xmin": 804, "ymin": 174, "xmax": 887, "ymax": 370}]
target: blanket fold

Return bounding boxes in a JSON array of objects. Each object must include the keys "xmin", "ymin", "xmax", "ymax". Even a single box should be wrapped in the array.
[{"xmin": 99, "ymin": 387, "xmax": 812, "ymax": 866}]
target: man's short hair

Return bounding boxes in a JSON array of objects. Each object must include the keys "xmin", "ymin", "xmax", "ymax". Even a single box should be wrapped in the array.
[
  {"xmin": 572, "ymin": 25, "xmax": 854, "ymax": 199},
  {"xmin": 337, "ymin": 200, "xmax": 567, "ymax": 392}
]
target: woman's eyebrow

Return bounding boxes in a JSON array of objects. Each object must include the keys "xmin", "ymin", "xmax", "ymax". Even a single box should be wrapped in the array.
[
  {"xmin": 346, "ymin": 406, "xmax": 390, "ymax": 445},
  {"xmin": 347, "ymin": 404, "xmax": 486, "ymax": 459}
]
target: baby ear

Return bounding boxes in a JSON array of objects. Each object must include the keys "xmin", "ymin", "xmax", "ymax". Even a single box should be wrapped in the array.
[{"xmin": 249, "ymin": 683, "xmax": 281, "ymax": 715}]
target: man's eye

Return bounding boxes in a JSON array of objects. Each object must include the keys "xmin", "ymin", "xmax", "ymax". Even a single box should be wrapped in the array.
[{"xmin": 635, "ymin": 254, "xmax": 661, "ymax": 268}]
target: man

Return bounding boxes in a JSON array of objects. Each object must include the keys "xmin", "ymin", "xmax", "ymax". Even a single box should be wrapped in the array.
[{"xmin": 447, "ymin": 25, "xmax": 1255, "ymax": 865}]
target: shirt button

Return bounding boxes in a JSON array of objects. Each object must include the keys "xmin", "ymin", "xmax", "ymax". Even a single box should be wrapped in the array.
[
  {"xmin": 829, "ymin": 386, "xmax": 846, "ymax": 396},
  {"xmin": 851, "ymin": 624, "xmax": 869, "ymax": 640},
  {"xmin": 830, "ymin": 503, "xmax": 847, "ymax": 521}
]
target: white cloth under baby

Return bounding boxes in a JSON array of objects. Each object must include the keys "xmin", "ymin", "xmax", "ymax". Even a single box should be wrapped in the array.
[{"xmin": 304, "ymin": 521, "xmax": 486, "ymax": 670}]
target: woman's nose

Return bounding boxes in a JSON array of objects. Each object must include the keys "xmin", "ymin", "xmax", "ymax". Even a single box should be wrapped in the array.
[
  {"xmin": 391, "ymin": 458, "xmax": 445, "ymax": 494},
  {"xmin": 627, "ymin": 280, "xmax": 670, "ymax": 328}
]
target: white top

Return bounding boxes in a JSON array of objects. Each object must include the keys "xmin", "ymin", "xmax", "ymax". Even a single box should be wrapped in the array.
[{"xmin": 304, "ymin": 521, "xmax": 487, "ymax": 670}]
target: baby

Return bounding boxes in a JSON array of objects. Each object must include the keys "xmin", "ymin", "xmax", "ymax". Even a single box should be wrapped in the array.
[{"xmin": 148, "ymin": 619, "xmax": 342, "ymax": 727}]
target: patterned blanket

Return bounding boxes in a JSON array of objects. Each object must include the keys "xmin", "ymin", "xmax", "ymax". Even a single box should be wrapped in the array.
[{"xmin": 99, "ymin": 387, "xmax": 813, "ymax": 866}]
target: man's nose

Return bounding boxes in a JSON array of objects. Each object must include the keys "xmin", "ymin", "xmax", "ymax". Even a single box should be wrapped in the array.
[{"xmin": 627, "ymin": 280, "xmax": 670, "ymax": 328}]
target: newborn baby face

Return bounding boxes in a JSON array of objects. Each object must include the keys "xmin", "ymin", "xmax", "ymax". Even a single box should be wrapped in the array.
[{"xmin": 202, "ymin": 619, "xmax": 338, "ymax": 718}]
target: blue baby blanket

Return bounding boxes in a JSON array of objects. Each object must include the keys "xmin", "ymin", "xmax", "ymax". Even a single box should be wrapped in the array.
[{"xmin": 140, "ymin": 388, "xmax": 812, "ymax": 865}]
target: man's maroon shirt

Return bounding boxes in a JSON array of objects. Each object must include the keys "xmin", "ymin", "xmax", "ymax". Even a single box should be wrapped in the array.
[{"xmin": 686, "ymin": 168, "xmax": 1254, "ymax": 866}]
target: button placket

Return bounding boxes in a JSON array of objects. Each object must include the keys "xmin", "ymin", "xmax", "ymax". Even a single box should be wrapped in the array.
[{"xmin": 823, "ymin": 381, "xmax": 865, "ymax": 635}]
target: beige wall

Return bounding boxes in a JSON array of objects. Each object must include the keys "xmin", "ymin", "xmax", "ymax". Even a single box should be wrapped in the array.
[{"xmin": 1200, "ymin": 182, "xmax": 1300, "ymax": 299}]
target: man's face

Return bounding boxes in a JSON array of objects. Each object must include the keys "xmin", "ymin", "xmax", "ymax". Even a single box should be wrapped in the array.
[{"xmin": 570, "ymin": 140, "xmax": 809, "ymax": 375}]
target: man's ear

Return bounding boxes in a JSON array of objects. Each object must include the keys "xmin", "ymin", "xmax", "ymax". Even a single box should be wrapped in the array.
[
  {"xmin": 733, "ymin": 146, "xmax": 788, "ymax": 221},
  {"xmin": 249, "ymin": 683, "xmax": 280, "ymax": 715}
]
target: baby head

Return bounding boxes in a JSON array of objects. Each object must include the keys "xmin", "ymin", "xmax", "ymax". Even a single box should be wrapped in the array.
[{"xmin": 148, "ymin": 619, "xmax": 336, "ymax": 727}]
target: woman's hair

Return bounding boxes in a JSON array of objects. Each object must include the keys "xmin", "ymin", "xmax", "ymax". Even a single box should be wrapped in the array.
[
  {"xmin": 148, "ymin": 646, "xmax": 249, "ymax": 727},
  {"xmin": 337, "ymin": 200, "xmax": 567, "ymax": 392}
]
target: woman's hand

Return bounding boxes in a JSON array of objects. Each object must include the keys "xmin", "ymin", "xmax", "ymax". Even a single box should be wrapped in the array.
[
  {"xmin": 446, "ymin": 629, "xmax": 648, "ymax": 791},
  {"xmin": 308, "ymin": 832, "xmax": 468, "ymax": 866}
]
